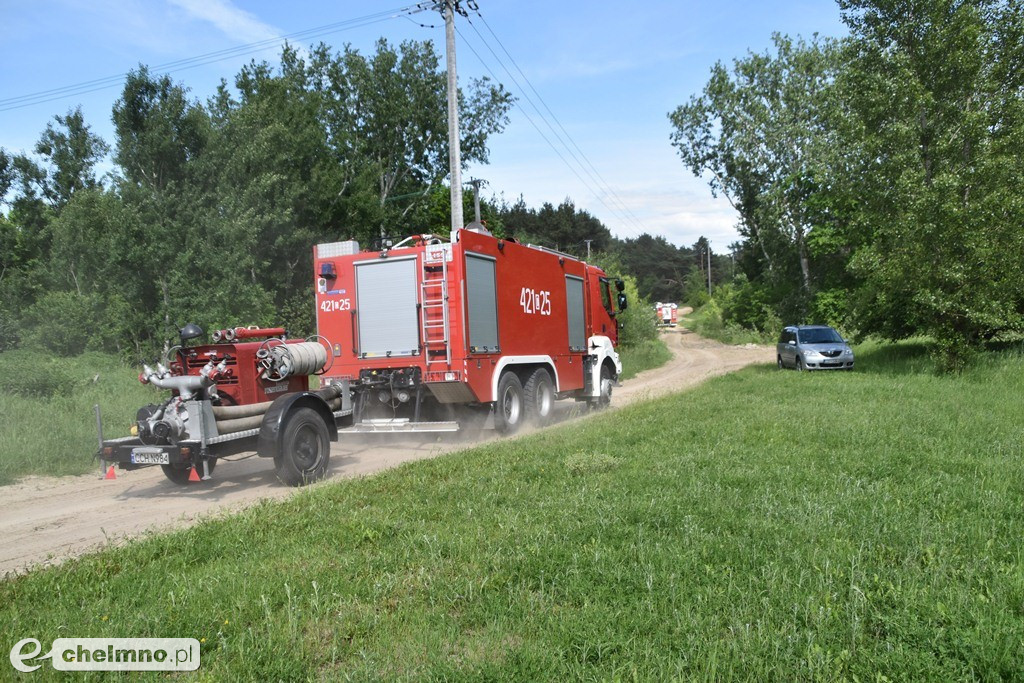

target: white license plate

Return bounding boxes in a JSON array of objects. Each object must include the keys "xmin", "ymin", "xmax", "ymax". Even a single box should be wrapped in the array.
[{"xmin": 130, "ymin": 448, "xmax": 169, "ymax": 465}]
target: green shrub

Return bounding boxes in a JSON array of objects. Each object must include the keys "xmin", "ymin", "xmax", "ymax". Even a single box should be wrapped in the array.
[
  {"xmin": 0, "ymin": 349, "xmax": 80, "ymax": 398},
  {"xmin": 20, "ymin": 291, "xmax": 113, "ymax": 356},
  {"xmin": 0, "ymin": 308, "xmax": 19, "ymax": 352},
  {"xmin": 683, "ymin": 267, "xmax": 710, "ymax": 308},
  {"xmin": 686, "ymin": 300, "xmax": 773, "ymax": 345},
  {"xmin": 718, "ymin": 278, "xmax": 781, "ymax": 333},
  {"xmin": 812, "ymin": 288, "xmax": 851, "ymax": 329},
  {"xmin": 618, "ymin": 338, "xmax": 673, "ymax": 380},
  {"xmin": 585, "ymin": 253, "xmax": 659, "ymax": 348},
  {"xmin": 615, "ymin": 273, "xmax": 659, "ymax": 348}
]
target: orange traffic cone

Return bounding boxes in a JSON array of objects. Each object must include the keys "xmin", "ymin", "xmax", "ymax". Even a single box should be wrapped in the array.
[
  {"xmin": 104, "ymin": 465, "xmax": 117, "ymax": 480},
  {"xmin": 188, "ymin": 466, "xmax": 201, "ymax": 482}
]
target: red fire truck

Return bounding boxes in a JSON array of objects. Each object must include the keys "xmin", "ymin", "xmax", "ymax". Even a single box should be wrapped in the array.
[
  {"xmin": 313, "ymin": 225, "xmax": 626, "ymax": 433},
  {"xmin": 96, "ymin": 225, "xmax": 627, "ymax": 486},
  {"xmin": 655, "ymin": 302, "xmax": 678, "ymax": 327}
]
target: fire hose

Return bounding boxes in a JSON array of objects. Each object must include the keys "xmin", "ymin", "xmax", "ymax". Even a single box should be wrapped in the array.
[
  {"xmin": 212, "ymin": 385, "xmax": 345, "ymax": 434},
  {"xmin": 256, "ymin": 339, "xmax": 331, "ymax": 381}
]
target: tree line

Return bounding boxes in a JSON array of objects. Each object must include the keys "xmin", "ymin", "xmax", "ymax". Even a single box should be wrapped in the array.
[
  {"xmin": 0, "ymin": 39, "xmax": 517, "ymax": 358},
  {"xmin": 670, "ymin": 0, "xmax": 1024, "ymax": 370},
  {"xmin": 0, "ymin": 38, "xmax": 718, "ymax": 361}
]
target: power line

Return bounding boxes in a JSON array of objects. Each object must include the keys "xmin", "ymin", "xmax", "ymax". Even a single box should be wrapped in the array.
[
  {"xmin": 457, "ymin": 11, "xmax": 646, "ymax": 236},
  {"xmin": 471, "ymin": 11, "xmax": 651, "ymax": 236},
  {"xmin": 0, "ymin": 6, "xmax": 418, "ymax": 113},
  {"xmin": 455, "ymin": 25, "xmax": 642, "ymax": 238}
]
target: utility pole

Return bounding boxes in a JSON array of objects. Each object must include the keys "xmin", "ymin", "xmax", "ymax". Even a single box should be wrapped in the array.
[
  {"xmin": 707, "ymin": 245, "xmax": 712, "ymax": 297},
  {"xmin": 468, "ymin": 177, "xmax": 484, "ymax": 223},
  {"xmin": 443, "ymin": 1, "xmax": 464, "ymax": 233},
  {"xmin": 584, "ymin": 239, "xmax": 593, "ymax": 259}
]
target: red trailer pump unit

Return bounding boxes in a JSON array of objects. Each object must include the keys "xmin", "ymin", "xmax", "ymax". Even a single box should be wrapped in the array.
[
  {"xmin": 314, "ymin": 227, "xmax": 625, "ymax": 432},
  {"xmin": 171, "ymin": 338, "xmax": 310, "ymax": 406}
]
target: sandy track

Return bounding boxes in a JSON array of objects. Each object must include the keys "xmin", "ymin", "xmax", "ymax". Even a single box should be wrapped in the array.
[{"xmin": 0, "ymin": 325, "xmax": 769, "ymax": 576}]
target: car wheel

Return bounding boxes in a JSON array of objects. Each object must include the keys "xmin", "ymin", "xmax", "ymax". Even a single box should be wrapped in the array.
[
  {"xmin": 777, "ymin": 355, "xmax": 784, "ymax": 370},
  {"xmin": 796, "ymin": 356, "xmax": 805, "ymax": 372}
]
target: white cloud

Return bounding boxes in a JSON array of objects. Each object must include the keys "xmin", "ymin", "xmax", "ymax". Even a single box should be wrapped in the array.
[
  {"xmin": 482, "ymin": 154, "xmax": 740, "ymax": 252},
  {"xmin": 167, "ymin": 0, "xmax": 281, "ymax": 45},
  {"xmin": 598, "ymin": 186, "xmax": 740, "ymax": 251},
  {"xmin": 479, "ymin": 126, "xmax": 741, "ymax": 252}
]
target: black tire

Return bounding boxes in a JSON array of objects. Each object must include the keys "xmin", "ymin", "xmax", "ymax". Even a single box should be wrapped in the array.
[
  {"xmin": 524, "ymin": 368, "xmax": 555, "ymax": 426},
  {"xmin": 777, "ymin": 355, "xmax": 784, "ymax": 370},
  {"xmin": 592, "ymin": 363, "xmax": 613, "ymax": 409},
  {"xmin": 161, "ymin": 458, "xmax": 216, "ymax": 486},
  {"xmin": 274, "ymin": 407, "xmax": 331, "ymax": 486},
  {"xmin": 796, "ymin": 356, "xmax": 805, "ymax": 372},
  {"xmin": 494, "ymin": 371, "xmax": 525, "ymax": 435}
]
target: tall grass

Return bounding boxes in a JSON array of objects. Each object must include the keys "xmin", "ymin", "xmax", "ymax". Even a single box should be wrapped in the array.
[
  {"xmin": 683, "ymin": 303, "xmax": 773, "ymax": 345},
  {"xmin": 617, "ymin": 337, "xmax": 672, "ymax": 380},
  {"xmin": 0, "ymin": 351, "xmax": 159, "ymax": 485},
  {"xmin": 2, "ymin": 343, "xmax": 1022, "ymax": 679}
]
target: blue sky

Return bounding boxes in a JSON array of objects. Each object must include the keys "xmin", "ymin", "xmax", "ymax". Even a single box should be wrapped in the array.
[{"xmin": 0, "ymin": 1, "xmax": 847, "ymax": 250}]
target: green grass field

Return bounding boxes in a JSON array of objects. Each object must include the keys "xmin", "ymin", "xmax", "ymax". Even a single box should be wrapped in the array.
[
  {"xmin": 0, "ymin": 351, "xmax": 161, "ymax": 485},
  {"xmin": 0, "ymin": 339, "xmax": 669, "ymax": 486},
  {"xmin": 2, "ymin": 340, "xmax": 1022, "ymax": 680}
]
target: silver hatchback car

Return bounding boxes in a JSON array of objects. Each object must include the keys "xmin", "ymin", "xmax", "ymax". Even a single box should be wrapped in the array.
[{"xmin": 777, "ymin": 325, "xmax": 855, "ymax": 371}]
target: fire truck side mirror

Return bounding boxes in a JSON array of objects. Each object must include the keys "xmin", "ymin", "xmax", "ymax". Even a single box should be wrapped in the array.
[
  {"xmin": 614, "ymin": 278, "xmax": 626, "ymax": 292},
  {"xmin": 617, "ymin": 293, "xmax": 628, "ymax": 311}
]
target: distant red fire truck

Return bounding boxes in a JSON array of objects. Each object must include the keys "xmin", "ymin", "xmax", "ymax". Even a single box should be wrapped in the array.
[{"xmin": 655, "ymin": 302, "xmax": 678, "ymax": 327}]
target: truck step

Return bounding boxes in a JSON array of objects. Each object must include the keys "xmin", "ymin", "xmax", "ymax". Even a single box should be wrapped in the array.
[{"xmin": 347, "ymin": 419, "xmax": 459, "ymax": 434}]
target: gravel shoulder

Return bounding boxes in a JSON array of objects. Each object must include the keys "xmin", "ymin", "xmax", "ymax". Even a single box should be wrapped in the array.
[{"xmin": 0, "ymin": 327, "xmax": 770, "ymax": 576}]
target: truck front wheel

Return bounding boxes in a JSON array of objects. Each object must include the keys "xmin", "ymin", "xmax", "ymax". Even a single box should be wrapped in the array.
[
  {"xmin": 595, "ymin": 364, "xmax": 614, "ymax": 409},
  {"xmin": 274, "ymin": 407, "xmax": 331, "ymax": 486},
  {"xmin": 524, "ymin": 368, "xmax": 555, "ymax": 426},
  {"xmin": 494, "ymin": 372, "xmax": 525, "ymax": 435}
]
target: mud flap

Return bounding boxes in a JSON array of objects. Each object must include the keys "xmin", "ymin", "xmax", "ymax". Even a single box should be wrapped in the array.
[{"xmin": 583, "ymin": 355, "xmax": 596, "ymax": 395}]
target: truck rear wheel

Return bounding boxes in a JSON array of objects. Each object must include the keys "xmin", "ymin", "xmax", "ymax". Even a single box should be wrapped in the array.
[
  {"xmin": 161, "ymin": 459, "xmax": 216, "ymax": 486},
  {"xmin": 274, "ymin": 407, "xmax": 330, "ymax": 486},
  {"xmin": 494, "ymin": 371, "xmax": 525, "ymax": 435},
  {"xmin": 524, "ymin": 368, "xmax": 555, "ymax": 426}
]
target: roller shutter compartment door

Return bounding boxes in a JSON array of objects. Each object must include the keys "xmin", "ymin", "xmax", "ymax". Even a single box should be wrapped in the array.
[
  {"xmin": 355, "ymin": 257, "xmax": 419, "ymax": 357},
  {"xmin": 465, "ymin": 253, "xmax": 499, "ymax": 353}
]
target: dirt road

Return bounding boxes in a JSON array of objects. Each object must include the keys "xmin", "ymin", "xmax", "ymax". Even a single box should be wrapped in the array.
[{"xmin": 0, "ymin": 326, "xmax": 769, "ymax": 575}]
